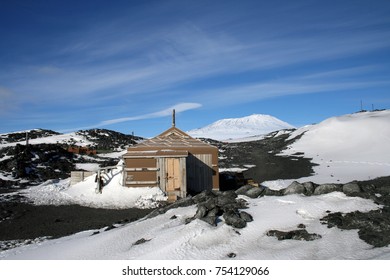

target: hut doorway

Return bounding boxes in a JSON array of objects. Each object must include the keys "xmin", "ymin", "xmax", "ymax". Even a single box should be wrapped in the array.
[{"xmin": 166, "ymin": 158, "xmax": 181, "ymax": 192}]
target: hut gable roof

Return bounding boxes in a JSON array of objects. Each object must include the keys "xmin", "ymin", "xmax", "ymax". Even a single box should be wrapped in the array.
[{"xmin": 130, "ymin": 127, "xmax": 216, "ymax": 149}]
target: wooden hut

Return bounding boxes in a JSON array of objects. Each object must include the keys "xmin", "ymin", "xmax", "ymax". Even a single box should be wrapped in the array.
[{"xmin": 122, "ymin": 112, "xmax": 219, "ymax": 201}]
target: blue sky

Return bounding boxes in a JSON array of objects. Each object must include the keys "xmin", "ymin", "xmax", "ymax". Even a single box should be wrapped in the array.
[{"xmin": 1, "ymin": 0, "xmax": 389, "ymax": 137}]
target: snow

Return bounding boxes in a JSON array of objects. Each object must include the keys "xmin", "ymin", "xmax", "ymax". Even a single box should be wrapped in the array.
[
  {"xmin": 19, "ymin": 165, "xmax": 167, "ymax": 209},
  {"xmin": 97, "ymin": 149, "xmax": 127, "ymax": 158},
  {"xmin": 1, "ymin": 189, "xmax": 389, "ymax": 260},
  {"xmin": 187, "ymin": 114, "xmax": 294, "ymax": 141},
  {"xmin": 75, "ymin": 163, "xmax": 100, "ymax": 172},
  {"xmin": 280, "ymin": 110, "xmax": 390, "ymax": 183},
  {"xmin": 1, "ymin": 111, "xmax": 390, "ymax": 260},
  {"xmin": 0, "ymin": 131, "xmax": 94, "ymax": 148}
]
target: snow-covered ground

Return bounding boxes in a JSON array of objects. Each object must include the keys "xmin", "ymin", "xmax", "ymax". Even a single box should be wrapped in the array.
[
  {"xmin": 1, "ymin": 110, "xmax": 390, "ymax": 260},
  {"xmin": 187, "ymin": 114, "xmax": 294, "ymax": 141},
  {"xmin": 17, "ymin": 164, "xmax": 167, "ymax": 209},
  {"xmin": 0, "ymin": 131, "xmax": 94, "ymax": 148},
  {"xmin": 280, "ymin": 110, "xmax": 390, "ymax": 184},
  {"xmin": 2, "ymin": 190, "xmax": 389, "ymax": 260}
]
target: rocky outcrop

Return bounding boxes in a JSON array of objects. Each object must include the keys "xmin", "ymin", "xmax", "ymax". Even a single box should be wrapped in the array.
[
  {"xmin": 147, "ymin": 190, "xmax": 253, "ymax": 229},
  {"xmin": 189, "ymin": 190, "xmax": 252, "ymax": 228},
  {"xmin": 267, "ymin": 227, "xmax": 322, "ymax": 241},
  {"xmin": 235, "ymin": 180, "xmax": 373, "ymax": 199},
  {"xmin": 320, "ymin": 208, "xmax": 390, "ymax": 247}
]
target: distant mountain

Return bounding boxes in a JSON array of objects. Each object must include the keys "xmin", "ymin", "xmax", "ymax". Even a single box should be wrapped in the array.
[
  {"xmin": 187, "ymin": 114, "xmax": 295, "ymax": 141},
  {"xmin": 0, "ymin": 128, "xmax": 143, "ymax": 151},
  {"xmin": 0, "ymin": 128, "xmax": 143, "ymax": 188}
]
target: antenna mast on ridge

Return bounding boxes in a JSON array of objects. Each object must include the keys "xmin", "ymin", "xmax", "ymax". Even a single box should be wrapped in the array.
[{"xmin": 172, "ymin": 109, "xmax": 176, "ymax": 127}]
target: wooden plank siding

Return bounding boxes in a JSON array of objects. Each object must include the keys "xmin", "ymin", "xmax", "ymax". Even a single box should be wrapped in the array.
[
  {"xmin": 122, "ymin": 126, "xmax": 219, "ymax": 201},
  {"xmin": 124, "ymin": 158, "xmax": 159, "ymax": 187},
  {"xmin": 186, "ymin": 154, "xmax": 213, "ymax": 193}
]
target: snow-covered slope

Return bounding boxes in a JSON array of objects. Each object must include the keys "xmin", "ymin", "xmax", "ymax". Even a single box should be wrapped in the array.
[
  {"xmin": 2, "ymin": 191, "xmax": 389, "ymax": 260},
  {"xmin": 0, "ymin": 129, "xmax": 93, "ymax": 148},
  {"xmin": 187, "ymin": 114, "xmax": 294, "ymax": 141},
  {"xmin": 280, "ymin": 110, "xmax": 390, "ymax": 183},
  {"xmin": 0, "ymin": 128, "xmax": 140, "ymax": 150}
]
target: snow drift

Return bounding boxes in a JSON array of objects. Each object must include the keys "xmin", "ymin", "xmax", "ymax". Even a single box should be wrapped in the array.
[
  {"xmin": 281, "ymin": 110, "xmax": 390, "ymax": 183},
  {"xmin": 19, "ymin": 164, "xmax": 167, "ymax": 209}
]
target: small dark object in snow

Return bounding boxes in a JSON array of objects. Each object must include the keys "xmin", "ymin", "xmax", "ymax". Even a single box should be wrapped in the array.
[
  {"xmin": 91, "ymin": 231, "xmax": 100, "ymax": 236},
  {"xmin": 104, "ymin": 225, "xmax": 117, "ymax": 231},
  {"xmin": 170, "ymin": 215, "xmax": 177, "ymax": 219},
  {"xmin": 267, "ymin": 229, "xmax": 321, "ymax": 241},
  {"xmin": 133, "ymin": 238, "xmax": 151, "ymax": 246},
  {"xmin": 227, "ymin": 252, "xmax": 236, "ymax": 258},
  {"xmin": 297, "ymin": 223, "xmax": 306, "ymax": 229}
]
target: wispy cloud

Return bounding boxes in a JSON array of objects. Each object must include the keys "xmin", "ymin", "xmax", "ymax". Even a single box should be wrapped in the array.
[
  {"xmin": 1, "ymin": 0, "xmax": 390, "ymax": 133},
  {"xmin": 99, "ymin": 102, "xmax": 202, "ymax": 126},
  {"xmin": 59, "ymin": 102, "xmax": 202, "ymax": 132}
]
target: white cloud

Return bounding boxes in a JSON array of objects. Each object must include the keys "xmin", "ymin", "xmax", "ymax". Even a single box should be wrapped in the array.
[{"xmin": 70, "ymin": 102, "xmax": 202, "ymax": 129}]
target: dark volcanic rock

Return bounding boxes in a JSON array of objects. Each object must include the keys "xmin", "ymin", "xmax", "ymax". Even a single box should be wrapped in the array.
[
  {"xmin": 132, "ymin": 238, "xmax": 151, "ymax": 246},
  {"xmin": 235, "ymin": 185, "xmax": 254, "ymax": 195},
  {"xmin": 223, "ymin": 210, "xmax": 247, "ymax": 229},
  {"xmin": 176, "ymin": 190, "xmax": 254, "ymax": 228},
  {"xmin": 321, "ymin": 207, "xmax": 390, "ymax": 247},
  {"xmin": 313, "ymin": 184, "xmax": 342, "ymax": 195},
  {"xmin": 342, "ymin": 182, "xmax": 361, "ymax": 196},
  {"xmin": 302, "ymin": 182, "xmax": 316, "ymax": 195},
  {"xmin": 283, "ymin": 181, "xmax": 305, "ymax": 195},
  {"xmin": 239, "ymin": 211, "xmax": 253, "ymax": 222},
  {"xmin": 245, "ymin": 186, "xmax": 265, "ymax": 198},
  {"xmin": 267, "ymin": 229, "xmax": 322, "ymax": 241}
]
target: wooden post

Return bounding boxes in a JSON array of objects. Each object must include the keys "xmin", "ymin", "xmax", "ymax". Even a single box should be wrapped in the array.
[
  {"xmin": 172, "ymin": 109, "xmax": 176, "ymax": 127},
  {"xmin": 122, "ymin": 163, "xmax": 126, "ymax": 186}
]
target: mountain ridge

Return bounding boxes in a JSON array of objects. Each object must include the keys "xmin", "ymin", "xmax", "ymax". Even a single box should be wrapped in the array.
[{"xmin": 187, "ymin": 114, "xmax": 295, "ymax": 141}]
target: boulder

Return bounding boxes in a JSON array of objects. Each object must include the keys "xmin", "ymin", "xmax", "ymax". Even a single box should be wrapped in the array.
[
  {"xmin": 216, "ymin": 192, "xmax": 237, "ymax": 207},
  {"xmin": 245, "ymin": 186, "xmax": 265, "ymax": 198},
  {"xmin": 235, "ymin": 185, "xmax": 254, "ymax": 195},
  {"xmin": 200, "ymin": 216, "xmax": 217, "ymax": 226},
  {"xmin": 239, "ymin": 211, "xmax": 253, "ymax": 222},
  {"xmin": 283, "ymin": 181, "xmax": 305, "ymax": 195},
  {"xmin": 314, "ymin": 184, "xmax": 342, "ymax": 195},
  {"xmin": 194, "ymin": 205, "xmax": 208, "ymax": 219},
  {"xmin": 302, "ymin": 182, "xmax": 316, "ymax": 196},
  {"xmin": 342, "ymin": 183, "xmax": 361, "ymax": 196},
  {"xmin": 266, "ymin": 229, "xmax": 322, "ymax": 241},
  {"xmin": 263, "ymin": 188, "xmax": 283, "ymax": 196},
  {"xmin": 201, "ymin": 198, "xmax": 217, "ymax": 210},
  {"xmin": 223, "ymin": 210, "xmax": 247, "ymax": 228},
  {"xmin": 193, "ymin": 190, "xmax": 217, "ymax": 204}
]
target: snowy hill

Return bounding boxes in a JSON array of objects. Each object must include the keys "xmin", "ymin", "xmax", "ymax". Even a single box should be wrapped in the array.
[
  {"xmin": 187, "ymin": 114, "xmax": 295, "ymax": 141},
  {"xmin": 1, "ymin": 111, "xmax": 390, "ymax": 260},
  {"xmin": 280, "ymin": 110, "xmax": 390, "ymax": 183},
  {"xmin": 0, "ymin": 129, "xmax": 141, "ymax": 188},
  {"xmin": 0, "ymin": 128, "xmax": 141, "ymax": 150}
]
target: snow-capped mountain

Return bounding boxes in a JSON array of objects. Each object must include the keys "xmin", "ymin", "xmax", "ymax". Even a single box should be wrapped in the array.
[{"xmin": 187, "ymin": 114, "xmax": 295, "ymax": 141}]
